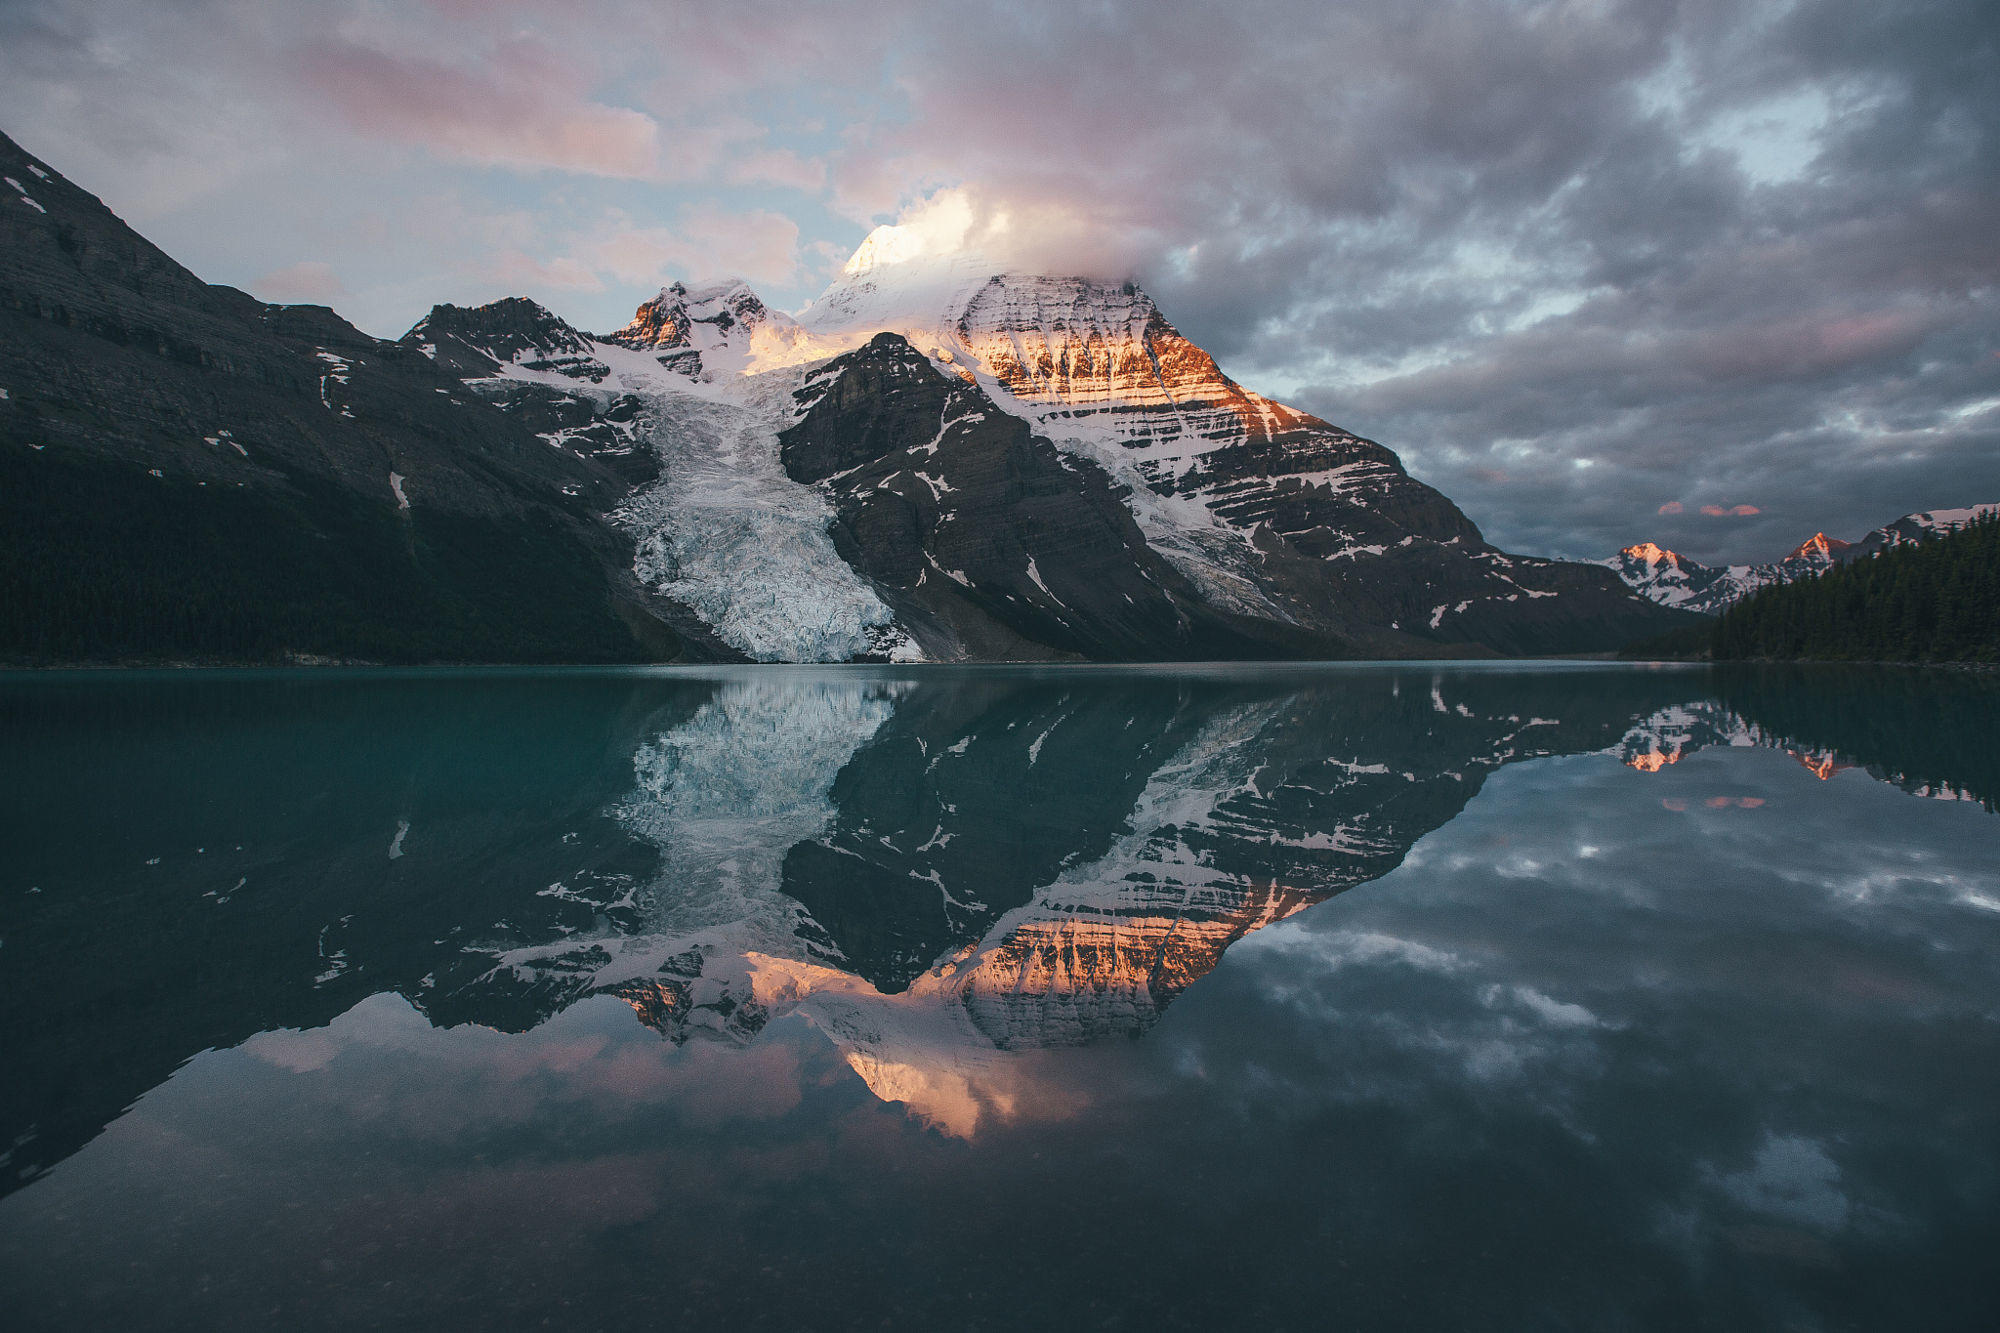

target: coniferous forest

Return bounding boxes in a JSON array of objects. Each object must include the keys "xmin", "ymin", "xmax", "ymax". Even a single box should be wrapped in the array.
[{"xmin": 1711, "ymin": 513, "xmax": 2000, "ymax": 663}]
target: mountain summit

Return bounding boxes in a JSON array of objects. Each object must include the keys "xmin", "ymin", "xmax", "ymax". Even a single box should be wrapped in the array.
[
  {"xmin": 1607, "ymin": 506, "xmax": 2000, "ymax": 615},
  {"xmin": 392, "ymin": 240, "xmax": 1682, "ymax": 660},
  {"xmin": 3, "ymin": 129, "xmax": 1691, "ymax": 665},
  {"xmin": 1788, "ymin": 532, "xmax": 1853, "ymax": 564}
]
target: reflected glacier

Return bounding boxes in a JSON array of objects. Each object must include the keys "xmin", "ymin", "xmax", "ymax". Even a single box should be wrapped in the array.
[
  {"xmin": 1, "ymin": 662, "xmax": 1995, "ymax": 1191},
  {"xmin": 401, "ymin": 665, "xmax": 1996, "ymax": 1137}
]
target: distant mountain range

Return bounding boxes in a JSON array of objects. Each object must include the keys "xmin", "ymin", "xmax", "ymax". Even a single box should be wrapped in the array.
[
  {"xmin": 1603, "ymin": 506, "xmax": 1999, "ymax": 616},
  {"xmin": 3, "ymin": 128, "xmax": 1698, "ymax": 663}
]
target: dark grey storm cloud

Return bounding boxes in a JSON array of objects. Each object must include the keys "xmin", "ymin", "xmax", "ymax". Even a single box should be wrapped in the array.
[
  {"xmin": 1055, "ymin": 0, "xmax": 2000, "ymax": 562},
  {"xmin": 0, "ymin": 0, "xmax": 1993, "ymax": 562}
]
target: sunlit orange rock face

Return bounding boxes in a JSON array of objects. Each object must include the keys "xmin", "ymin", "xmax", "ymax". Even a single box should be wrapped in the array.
[
  {"xmin": 1626, "ymin": 749, "xmax": 1685, "ymax": 772},
  {"xmin": 613, "ymin": 299, "xmax": 681, "ymax": 349},
  {"xmin": 945, "ymin": 277, "xmax": 1409, "ymax": 518},
  {"xmin": 1788, "ymin": 532, "xmax": 1854, "ymax": 565},
  {"xmin": 955, "ymin": 278, "xmax": 1311, "ymax": 443},
  {"xmin": 947, "ymin": 877, "xmax": 1324, "ymax": 1048},
  {"xmin": 1789, "ymin": 749, "xmax": 1853, "ymax": 781}
]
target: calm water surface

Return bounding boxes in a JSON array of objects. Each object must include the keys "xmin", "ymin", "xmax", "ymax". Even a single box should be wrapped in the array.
[{"xmin": 1, "ymin": 663, "xmax": 1996, "ymax": 1330}]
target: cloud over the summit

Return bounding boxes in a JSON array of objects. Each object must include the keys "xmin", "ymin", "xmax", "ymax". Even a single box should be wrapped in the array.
[{"xmin": 0, "ymin": 0, "xmax": 1993, "ymax": 562}]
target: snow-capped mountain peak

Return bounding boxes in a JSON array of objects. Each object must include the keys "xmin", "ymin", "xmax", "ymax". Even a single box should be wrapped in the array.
[
  {"xmin": 841, "ymin": 214, "xmax": 991, "ymax": 278},
  {"xmin": 1608, "ymin": 502, "xmax": 1999, "ymax": 614},
  {"xmin": 1599, "ymin": 544, "xmax": 1783, "ymax": 613},
  {"xmin": 383, "ymin": 223, "xmax": 1682, "ymax": 663},
  {"xmin": 603, "ymin": 279, "xmax": 817, "ymax": 379},
  {"xmin": 403, "ymin": 297, "xmax": 598, "ymax": 378},
  {"xmin": 1866, "ymin": 504, "xmax": 2000, "ymax": 551},
  {"xmin": 1787, "ymin": 531, "xmax": 1851, "ymax": 565},
  {"xmin": 1621, "ymin": 542, "xmax": 1681, "ymax": 567},
  {"xmin": 608, "ymin": 279, "xmax": 783, "ymax": 347}
]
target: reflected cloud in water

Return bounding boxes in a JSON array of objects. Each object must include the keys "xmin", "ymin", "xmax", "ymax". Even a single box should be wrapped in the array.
[{"xmin": 1, "ymin": 664, "xmax": 1996, "ymax": 1328}]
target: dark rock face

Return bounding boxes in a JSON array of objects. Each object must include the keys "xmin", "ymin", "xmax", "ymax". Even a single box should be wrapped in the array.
[
  {"xmin": 397, "ymin": 300, "xmax": 661, "ymax": 489},
  {"xmin": 780, "ymin": 334, "xmax": 1343, "ymax": 661},
  {"xmin": 0, "ymin": 130, "xmax": 712, "ymax": 665},
  {"xmin": 401, "ymin": 298, "xmax": 601, "ymax": 379}
]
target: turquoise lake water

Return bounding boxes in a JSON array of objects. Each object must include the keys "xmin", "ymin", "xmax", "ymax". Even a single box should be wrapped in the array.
[{"xmin": 2, "ymin": 663, "xmax": 1995, "ymax": 1329}]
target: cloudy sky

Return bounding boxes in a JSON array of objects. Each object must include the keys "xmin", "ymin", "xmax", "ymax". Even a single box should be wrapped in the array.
[{"xmin": 2, "ymin": 0, "xmax": 1993, "ymax": 562}]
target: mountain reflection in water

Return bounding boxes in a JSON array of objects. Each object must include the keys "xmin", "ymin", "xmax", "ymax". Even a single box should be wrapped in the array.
[{"xmin": 3, "ymin": 663, "xmax": 1993, "ymax": 1185}]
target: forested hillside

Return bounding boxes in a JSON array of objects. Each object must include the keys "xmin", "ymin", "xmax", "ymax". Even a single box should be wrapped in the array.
[{"xmin": 1713, "ymin": 513, "xmax": 1999, "ymax": 663}]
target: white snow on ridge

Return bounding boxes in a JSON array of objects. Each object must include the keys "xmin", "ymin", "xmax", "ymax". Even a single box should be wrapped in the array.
[{"xmin": 1897, "ymin": 503, "xmax": 1998, "ymax": 534}]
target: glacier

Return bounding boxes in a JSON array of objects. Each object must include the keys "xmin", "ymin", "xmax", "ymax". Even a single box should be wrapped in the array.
[{"xmin": 456, "ymin": 308, "xmax": 917, "ymax": 663}]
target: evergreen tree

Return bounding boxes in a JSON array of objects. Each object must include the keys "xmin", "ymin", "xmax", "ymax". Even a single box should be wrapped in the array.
[{"xmin": 1712, "ymin": 513, "xmax": 2000, "ymax": 663}]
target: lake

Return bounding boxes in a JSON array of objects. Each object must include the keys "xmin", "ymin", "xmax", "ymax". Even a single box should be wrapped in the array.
[{"xmin": 2, "ymin": 663, "xmax": 1996, "ymax": 1329}]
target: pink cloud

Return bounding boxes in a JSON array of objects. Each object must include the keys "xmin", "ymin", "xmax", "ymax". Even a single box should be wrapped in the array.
[
  {"xmin": 1699, "ymin": 504, "xmax": 1761, "ymax": 517},
  {"xmin": 1812, "ymin": 310, "xmax": 1933, "ymax": 365},
  {"xmin": 1657, "ymin": 500, "xmax": 1684, "ymax": 514},
  {"xmin": 296, "ymin": 40, "xmax": 660, "ymax": 178}
]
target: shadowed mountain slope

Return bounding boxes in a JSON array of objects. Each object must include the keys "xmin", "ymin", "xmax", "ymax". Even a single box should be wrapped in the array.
[{"xmin": 0, "ymin": 130, "xmax": 718, "ymax": 665}]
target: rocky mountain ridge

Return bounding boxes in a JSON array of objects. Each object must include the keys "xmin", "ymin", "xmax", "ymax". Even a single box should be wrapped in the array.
[
  {"xmin": 1605, "ymin": 505, "xmax": 2000, "ymax": 615},
  {"xmin": 401, "ymin": 265, "xmax": 1684, "ymax": 659},
  {"xmin": 3, "ymin": 127, "xmax": 1692, "ymax": 664},
  {"xmin": 0, "ymin": 129, "xmax": 720, "ymax": 665}
]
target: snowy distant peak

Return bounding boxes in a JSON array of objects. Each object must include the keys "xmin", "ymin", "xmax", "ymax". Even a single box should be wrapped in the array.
[
  {"xmin": 604, "ymin": 279, "xmax": 788, "ymax": 350},
  {"xmin": 1599, "ymin": 544, "xmax": 1782, "ymax": 614},
  {"xmin": 1620, "ymin": 542, "xmax": 1683, "ymax": 566},
  {"xmin": 1609, "ymin": 502, "xmax": 2000, "ymax": 615},
  {"xmin": 400, "ymin": 297, "xmax": 597, "ymax": 378},
  {"xmin": 841, "ymin": 219, "xmax": 990, "ymax": 278},
  {"xmin": 1865, "ymin": 503, "xmax": 2000, "ymax": 552},
  {"xmin": 1787, "ymin": 531, "xmax": 1852, "ymax": 565},
  {"xmin": 602, "ymin": 278, "xmax": 818, "ymax": 379}
]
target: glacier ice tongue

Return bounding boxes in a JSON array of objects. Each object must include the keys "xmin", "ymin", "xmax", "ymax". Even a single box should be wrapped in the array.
[{"xmin": 614, "ymin": 378, "xmax": 904, "ymax": 662}]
